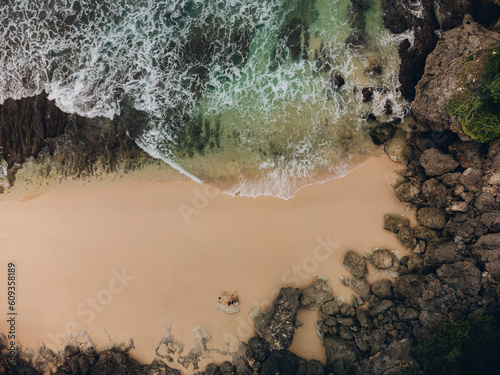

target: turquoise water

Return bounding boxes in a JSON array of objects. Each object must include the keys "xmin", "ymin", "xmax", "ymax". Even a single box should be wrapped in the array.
[{"xmin": 0, "ymin": 0, "xmax": 411, "ymax": 198}]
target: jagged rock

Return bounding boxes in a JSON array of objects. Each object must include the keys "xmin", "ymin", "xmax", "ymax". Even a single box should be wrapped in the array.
[
  {"xmin": 371, "ymin": 279, "xmax": 394, "ymax": 299},
  {"xmin": 422, "ymin": 178, "xmax": 447, "ymax": 207},
  {"xmin": 440, "ymin": 172, "xmax": 462, "ymax": 187},
  {"xmin": 436, "ymin": 261, "xmax": 482, "ymax": 296},
  {"xmin": 343, "ymin": 250, "xmax": 368, "ymax": 278},
  {"xmin": 300, "ymin": 276, "xmax": 333, "ymax": 310},
  {"xmin": 384, "ymin": 214, "xmax": 410, "ymax": 233},
  {"xmin": 253, "ymin": 287, "xmax": 300, "ymax": 350},
  {"xmin": 369, "ymin": 123, "xmax": 396, "ymax": 145},
  {"xmin": 219, "ymin": 361, "xmax": 235, "ymax": 375},
  {"xmin": 321, "ymin": 300, "xmax": 340, "ymax": 316},
  {"xmin": 204, "ymin": 363, "xmax": 220, "ymax": 375},
  {"xmin": 475, "ymin": 193, "xmax": 500, "ymax": 212},
  {"xmin": 356, "ymin": 308, "xmax": 370, "ymax": 328},
  {"xmin": 368, "ymin": 300, "xmax": 394, "ymax": 317},
  {"xmin": 365, "ymin": 248, "xmax": 396, "ymax": 269},
  {"xmin": 407, "ymin": 253, "xmax": 425, "ymax": 273},
  {"xmin": 459, "ymin": 167, "xmax": 482, "ymax": 191},
  {"xmin": 348, "ymin": 276, "xmax": 371, "ymax": 300},
  {"xmin": 340, "ymin": 303, "xmax": 356, "ymax": 317},
  {"xmin": 424, "ymin": 241, "xmax": 463, "ymax": 267},
  {"xmin": 434, "ymin": 0, "xmax": 500, "ymax": 30},
  {"xmin": 419, "ymin": 149, "xmax": 459, "ymax": 176},
  {"xmin": 297, "ymin": 360, "xmax": 325, "ymax": 375},
  {"xmin": 384, "ymin": 0, "xmax": 439, "ymax": 99},
  {"xmin": 481, "ymin": 211, "xmax": 500, "ymax": 232},
  {"xmin": 445, "ymin": 215, "xmax": 489, "ymax": 243},
  {"xmin": 417, "ymin": 207, "xmax": 447, "ymax": 229},
  {"xmin": 245, "ymin": 336, "xmax": 270, "ymax": 363},
  {"xmin": 330, "ymin": 71, "xmax": 345, "ymax": 89},
  {"xmin": 362, "ymin": 87, "xmax": 373, "ymax": 102},
  {"xmin": 474, "ymin": 233, "xmax": 500, "ymax": 250},
  {"xmin": 324, "ymin": 336, "xmax": 360, "ymax": 375},
  {"xmin": 397, "ymin": 226, "xmax": 417, "ymax": 249},
  {"xmin": 260, "ymin": 350, "xmax": 305, "ymax": 375},
  {"xmin": 414, "ymin": 226, "xmax": 438, "ymax": 241},
  {"xmin": 394, "ymin": 274, "xmax": 426, "ymax": 301},
  {"xmin": 357, "ymin": 339, "xmax": 414, "ymax": 375},
  {"xmin": 395, "ymin": 182, "xmax": 422, "ymax": 204},
  {"xmin": 449, "ymin": 141, "xmax": 483, "ymax": 169},
  {"xmin": 412, "ymin": 15, "xmax": 500, "ymax": 137},
  {"xmin": 384, "ymin": 129, "xmax": 411, "ymax": 164},
  {"xmin": 88, "ymin": 349, "xmax": 142, "ymax": 374},
  {"xmin": 396, "ymin": 305, "xmax": 419, "ymax": 321}
]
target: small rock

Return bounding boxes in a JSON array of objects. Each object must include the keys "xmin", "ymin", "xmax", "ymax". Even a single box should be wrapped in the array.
[
  {"xmin": 422, "ymin": 178, "xmax": 447, "ymax": 207},
  {"xmin": 343, "ymin": 250, "xmax": 368, "ymax": 278},
  {"xmin": 371, "ymin": 279, "xmax": 393, "ymax": 299},
  {"xmin": 459, "ymin": 167, "xmax": 482, "ymax": 191},
  {"xmin": 397, "ymin": 226, "xmax": 417, "ymax": 249},
  {"xmin": 362, "ymin": 87, "xmax": 373, "ymax": 102},
  {"xmin": 348, "ymin": 276, "xmax": 371, "ymax": 300},
  {"xmin": 365, "ymin": 248, "xmax": 395, "ymax": 269},
  {"xmin": 340, "ymin": 303, "xmax": 356, "ymax": 317},
  {"xmin": 321, "ymin": 300, "xmax": 340, "ymax": 316},
  {"xmin": 368, "ymin": 300, "xmax": 394, "ymax": 317},
  {"xmin": 440, "ymin": 172, "xmax": 462, "ymax": 187},
  {"xmin": 364, "ymin": 57, "xmax": 383, "ymax": 77},
  {"xmin": 330, "ymin": 71, "xmax": 345, "ymax": 89},
  {"xmin": 384, "ymin": 214, "xmax": 410, "ymax": 233},
  {"xmin": 436, "ymin": 261, "xmax": 481, "ymax": 296},
  {"xmin": 414, "ymin": 226, "xmax": 438, "ymax": 241},
  {"xmin": 384, "ymin": 129, "xmax": 411, "ymax": 164},
  {"xmin": 424, "ymin": 241, "xmax": 463, "ymax": 267}
]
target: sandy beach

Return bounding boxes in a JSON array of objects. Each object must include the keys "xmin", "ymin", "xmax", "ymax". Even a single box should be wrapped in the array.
[{"xmin": 0, "ymin": 155, "xmax": 415, "ymax": 371}]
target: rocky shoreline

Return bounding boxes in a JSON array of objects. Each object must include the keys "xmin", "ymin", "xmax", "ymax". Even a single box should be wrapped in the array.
[{"xmin": 1, "ymin": 2, "xmax": 500, "ymax": 375}]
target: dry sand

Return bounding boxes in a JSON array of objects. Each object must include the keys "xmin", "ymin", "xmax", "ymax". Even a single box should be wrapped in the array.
[{"xmin": 0, "ymin": 155, "xmax": 415, "ymax": 371}]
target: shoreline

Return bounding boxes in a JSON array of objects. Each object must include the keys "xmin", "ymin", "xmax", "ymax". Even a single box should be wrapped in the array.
[{"xmin": 0, "ymin": 155, "xmax": 414, "ymax": 371}]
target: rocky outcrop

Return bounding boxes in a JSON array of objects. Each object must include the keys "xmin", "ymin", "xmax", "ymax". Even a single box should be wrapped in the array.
[
  {"xmin": 434, "ymin": 0, "xmax": 500, "ymax": 30},
  {"xmin": 299, "ymin": 276, "xmax": 333, "ymax": 310},
  {"xmin": 252, "ymin": 287, "xmax": 300, "ymax": 350},
  {"xmin": 412, "ymin": 16, "xmax": 500, "ymax": 138}
]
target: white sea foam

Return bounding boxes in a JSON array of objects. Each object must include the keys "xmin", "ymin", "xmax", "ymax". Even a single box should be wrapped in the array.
[{"xmin": 0, "ymin": 0, "xmax": 408, "ymax": 198}]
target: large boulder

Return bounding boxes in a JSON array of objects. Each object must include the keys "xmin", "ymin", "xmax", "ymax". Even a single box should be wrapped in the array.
[
  {"xmin": 324, "ymin": 336, "xmax": 360, "ymax": 375},
  {"xmin": 436, "ymin": 261, "xmax": 482, "ymax": 296},
  {"xmin": 412, "ymin": 15, "xmax": 500, "ymax": 138},
  {"xmin": 417, "ymin": 207, "xmax": 447, "ymax": 229},
  {"xmin": 252, "ymin": 287, "xmax": 300, "ymax": 350},
  {"xmin": 424, "ymin": 241, "xmax": 463, "ymax": 267},
  {"xmin": 419, "ymin": 149, "xmax": 459, "ymax": 176},
  {"xmin": 300, "ymin": 276, "xmax": 333, "ymax": 310}
]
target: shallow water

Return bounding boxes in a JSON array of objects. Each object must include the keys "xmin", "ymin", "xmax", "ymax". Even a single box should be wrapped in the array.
[{"xmin": 0, "ymin": 0, "xmax": 411, "ymax": 198}]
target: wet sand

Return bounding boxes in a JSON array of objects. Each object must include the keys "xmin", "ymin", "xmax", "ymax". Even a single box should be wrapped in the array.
[{"xmin": 0, "ymin": 156, "xmax": 415, "ymax": 371}]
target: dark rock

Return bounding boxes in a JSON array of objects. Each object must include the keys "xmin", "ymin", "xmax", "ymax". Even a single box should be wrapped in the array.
[
  {"xmin": 343, "ymin": 250, "xmax": 368, "ymax": 278},
  {"xmin": 330, "ymin": 71, "xmax": 345, "ymax": 89},
  {"xmin": 245, "ymin": 336, "xmax": 270, "ymax": 363},
  {"xmin": 253, "ymin": 287, "xmax": 300, "ymax": 350},
  {"xmin": 324, "ymin": 336, "xmax": 360, "ymax": 375},
  {"xmin": 371, "ymin": 279, "xmax": 394, "ymax": 299},
  {"xmin": 346, "ymin": 31, "xmax": 366, "ymax": 51},
  {"xmin": 459, "ymin": 167, "xmax": 482, "ymax": 191},
  {"xmin": 440, "ymin": 172, "xmax": 462, "ymax": 187},
  {"xmin": 436, "ymin": 261, "xmax": 482, "ymax": 296},
  {"xmin": 260, "ymin": 350, "xmax": 305, "ymax": 375},
  {"xmin": 357, "ymin": 339, "xmax": 414, "ymax": 375},
  {"xmin": 414, "ymin": 226, "xmax": 438, "ymax": 241},
  {"xmin": 407, "ymin": 253, "xmax": 425, "ymax": 273},
  {"xmin": 394, "ymin": 274, "xmax": 426, "ymax": 301},
  {"xmin": 89, "ymin": 349, "xmax": 142, "ymax": 375},
  {"xmin": 365, "ymin": 248, "xmax": 396, "ymax": 269},
  {"xmin": 481, "ymin": 211, "xmax": 500, "ymax": 232},
  {"xmin": 397, "ymin": 226, "xmax": 417, "ymax": 249},
  {"xmin": 219, "ymin": 361, "xmax": 235, "ymax": 375},
  {"xmin": 384, "ymin": 214, "xmax": 411, "ymax": 232},
  {"xmin": 368, "ymin": 300, "xmax": 394, "ymax": 317},
  {"xmin": 422, "ymin": 178, "xmax": 448, "ymax": 207},
  {"xmin": 417, "ymin": 207, "xmax": 447, "ymax": 229},
  {"xmin": 395, "ymin": 182, "xmax": 423, "ymax": 204},
  {"xmin": 297, "ymin": 360, "xmax": 325, "ymax": 375},
  {"xmin": 204, "ymin": 363, "xmax": 220, "ymax": 375},
  {"xmin": 361, "ymin": 87, "xmax": 373, "ymax": 102},
  {"xmin": 321, "ymin": 300, "xmax": 340, "ymax": 316},
  {"xmin": 424, "ymin": 241, "xmax": 463, "ymax": 267},
  {"xmin": 396, "ymin": 305, "xmax": 419, "ymax": 321},
  {"xmin": 347, "ymin": 276, "xmax": 371, "ymax": 300},
  {"xmin": 434, "ymin": 0, "xmax": 500, "ymax": 31},
  {"xmin": 474, "ymin": 233, "xmax": 500, "ymax": 250},
  {"xmin": 449, "ymin": 141, "xmax": 482, "ymax": 169},
  {"xmin": 475, "ymin": 193, "xmax": 500, "ymax": 212},
  {"xmin": 356, "ymin": 308, "xmax": 370, "ymax": 327},
  {"xmin": 444, "ymin": 216, "xmax": 488, "ymax": 243},
  {"xmin": 369, "ymin": 123, "xmax": 396, "ymax": 145},
  {"xmin": 419, "ymin": 148, "xmax": 459, "ymax": 176},
  {"xmin": 340, "ymin": 303, "xmax": 356, "ymax": 317},
  {"xmin": 337, "ymin": 316, "xmax": 356, "ymax": 327},
  {"xmin": 300, "ymin": 276, "xmax": 333, "ymax": 310}
]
